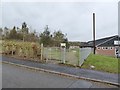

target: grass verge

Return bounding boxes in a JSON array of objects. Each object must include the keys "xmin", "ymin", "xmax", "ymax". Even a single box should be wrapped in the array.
[{"xmin": 81, "ymin": 54, "xmax": 119, "ymax": 74}]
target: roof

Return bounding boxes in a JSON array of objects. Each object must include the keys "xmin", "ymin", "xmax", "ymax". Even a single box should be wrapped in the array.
[{"xmin": 80, "ymin": 35, "xmax": 120, "ymax": 47}]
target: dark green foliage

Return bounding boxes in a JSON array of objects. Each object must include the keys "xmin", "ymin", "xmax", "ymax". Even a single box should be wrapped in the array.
[
  {"xmin": 40, "ymin": 25, "xmax": 52, "ymax": 47},
  {"xmin": 0, "ymin": 28, "xmax": 3, "ymax": 39},
  {"xmin": 53, "ymin": 30, "xmax": 65, "ymax": 47},
  {"xmin": 1, "ymin": 23, "xmax": 69, "ymax": 47},
  {"xmin": 9, "ymin": 26, "xmax": 17, "ymax": 39}
]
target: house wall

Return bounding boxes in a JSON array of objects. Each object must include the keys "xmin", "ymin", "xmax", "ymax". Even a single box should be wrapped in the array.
[{"xmin": 96, "ymin": 47, "xmax": 115, "ymax": 57}]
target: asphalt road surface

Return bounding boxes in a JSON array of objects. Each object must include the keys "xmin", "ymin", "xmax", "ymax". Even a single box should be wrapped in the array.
[
  {"xmin": 2, "ymin": 63, "xmax": 117, "ymax": 88},
  {"xmin": 2, "ymin": 56, "xmax": 118, "ymax": 84}
]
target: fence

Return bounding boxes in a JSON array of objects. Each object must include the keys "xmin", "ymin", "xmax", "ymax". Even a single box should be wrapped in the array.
[
  {"xmin": 79, "ymin": 47, "xmax": 92, "ymax": 66},
  {"xmin": 42, "ymin": 47, "xmax": 80, "ymax": 65},
  {"xmin": 43, "ymin": 47, "xmax": 92, "ymax": 66},
  {"xmin": 65, "ymin": 48, "xmax": 80, "ymax": 66},
  {"xmin": 1, "ymin": 41, "xmax": 92, "ymax": 66},
  {"xmin": 43, "ymin": 47, "xmax": 61, "ymax": 63}
]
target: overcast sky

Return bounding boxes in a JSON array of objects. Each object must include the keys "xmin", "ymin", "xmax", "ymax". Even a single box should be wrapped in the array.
[{"xmin": 1, "ymin": 1, "xmax": 118, "ymax": 41}]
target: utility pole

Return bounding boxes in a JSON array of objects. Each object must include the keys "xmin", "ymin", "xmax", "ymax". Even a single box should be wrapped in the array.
[{"xmin": 93, "ymin": 13, "xmax": 96, "ymax": 54}]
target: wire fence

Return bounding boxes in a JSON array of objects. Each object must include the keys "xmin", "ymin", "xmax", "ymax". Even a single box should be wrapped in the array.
[
  {"xmin": 1, "ymin": 41, "xmax": 92, "ymax": 66},
  {"xmin": 43, "ymin": 47, "xmax": 92, "ymax": 66},
  {"xmin": 43, "ymin": 47, "xmax": 61, "ymax": 61},
  {"xmin": 79, "ymin": 47, "xmax": 92, "ymax": 66},
  {"xmin": 65, "ymin": 48, "xmax": 80, "ymax": 66}
]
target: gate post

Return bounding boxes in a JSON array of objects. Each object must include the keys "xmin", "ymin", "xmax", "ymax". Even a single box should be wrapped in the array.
[
  {"xmin": 63, "ymin": 47, "xmax": 66, "ymax": 64},
  {"xmin": 79, "ymin": 47, "xmax": 82, "ymax": 66},
  {"xmin": 41, "ymin": 43, "xmax": 43, "ymax": 61},
  {"xmin": 60, "ymin": 43, "xmax": 66, "ymax": 64},
  {"xmin": 78, "ymin": 48, "xmax": 80, "ymax": 66}
]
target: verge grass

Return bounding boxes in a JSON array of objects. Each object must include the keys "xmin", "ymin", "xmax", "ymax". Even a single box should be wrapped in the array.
[{"xmin": 81, "ymin": 54, "xmax": 119, "ymax": 74}]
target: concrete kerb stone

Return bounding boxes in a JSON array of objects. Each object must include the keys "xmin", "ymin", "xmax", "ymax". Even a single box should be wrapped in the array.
[{"xmin": 2, "ymin": 61, "xmax": 120, "ymax": 87}]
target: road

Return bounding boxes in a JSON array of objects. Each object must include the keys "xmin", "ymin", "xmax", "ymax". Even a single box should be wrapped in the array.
[{"xmin": 2, "ymin": 63, "xmax": 117, "ymax": 88}]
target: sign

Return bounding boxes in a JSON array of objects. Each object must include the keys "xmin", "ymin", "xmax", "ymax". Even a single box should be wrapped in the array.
[
  {"xmin": 60, "ymin": 43, "xmax": 66, "ymax": 47},
  {"xmin": 114, "ymin": 41, "xmax": 120, "ymax": 45}
]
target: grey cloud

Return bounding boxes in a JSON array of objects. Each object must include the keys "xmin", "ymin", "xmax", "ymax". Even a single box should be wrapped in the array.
[{"xmin": 2, "ymin": 2, "xmax": 118, "ymax": 41}]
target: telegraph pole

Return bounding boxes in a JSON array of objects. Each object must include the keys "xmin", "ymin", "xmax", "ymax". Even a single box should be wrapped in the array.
[{"xmin": 93, "ymin": 13, "xmax": 96, "ymax": 54}]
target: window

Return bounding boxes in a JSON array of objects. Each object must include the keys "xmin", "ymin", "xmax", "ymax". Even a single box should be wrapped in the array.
[
  {"xmin": 105, "ymin": 47, "xmax": 108, "ymax": 50},
  {"xmin": 102, "ymin": 47, "xmax": 109, "ymax": 50},
  {"xmin": 109, "ymin": 47, "xmax": 113, "ymax": 50},
  {"xmin": 102, "ymin": 47, "xmax": 105, "ymax": 50},
  {"xmin": 97, "ymin": 47, "xmax": 101, "ymax": 50}
]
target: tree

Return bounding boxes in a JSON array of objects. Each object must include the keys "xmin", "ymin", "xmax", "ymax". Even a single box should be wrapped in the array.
[
  {"xmin": 25, "ymin": 30, "xmax": 39, "ymax": 42},
  {"xmin": 21, "ymin": 22, "xmax": 29, "ymax": 42},
  {"xmin": 22, "ymin": 22, "xmax": 27, "ymax": 29},
  {"xmin": 40, "ymin": 25, "xmax": 52, "ymax": 46},
  {"xmin": 4, "ymin": 27, "xmax": 9, "ymax": 39},
  {"xmin": 53, "ymin": 30, "xmax": 65, "ymax": 47},
  {"xmin": 9, "ymin": 26, "xmax": 17, "ymax": 39},
  {"xmin": 0, "ymin": 28, "xmax": 3, "ymax": 39}
]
